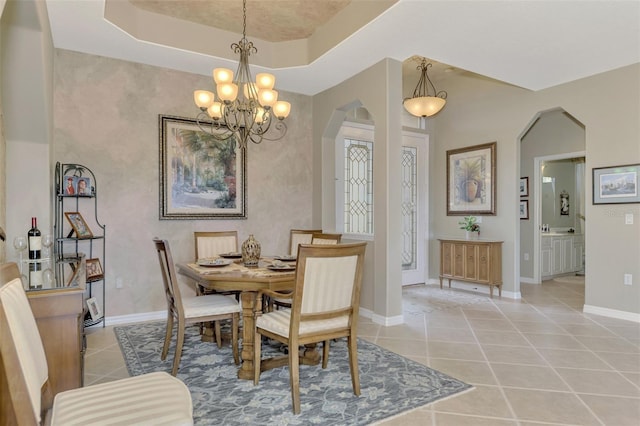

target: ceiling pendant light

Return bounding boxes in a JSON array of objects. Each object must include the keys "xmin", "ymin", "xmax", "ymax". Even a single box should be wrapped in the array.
[
  {"xmin": 193, "ymin": 0, "xmax": 291, "ymax": 148},
  {"xmin": 403, "ymin": 59, "xmax": 447, "ymax": 118}
]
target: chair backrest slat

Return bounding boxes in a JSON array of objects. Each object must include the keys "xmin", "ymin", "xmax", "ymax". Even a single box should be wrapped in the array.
[
  {"xmin": 0, "ymin": 262, "xmax": 49, "ymax": 424},
  {"xmin": 289, "ymin": 229, "xmax": 322, "ymax": 255},
  {"xmin": 195, "ymin": 231, "xmax": 238, "ymax": 259}
]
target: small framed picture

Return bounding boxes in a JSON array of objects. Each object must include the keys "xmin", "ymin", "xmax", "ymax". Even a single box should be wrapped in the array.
[
  {"xmin": 64, "ymin": 176, "xmax": 77, "ymax": 195},
  {"xmin": 592, "ymin": 163, "xmax": 640, "ymax": 204},
  {"xmin": 519, "ymin": 200, "xmax": 529, "ymax": 220},
  {"xmin": 519, "ymin": 177, "xmax": 529, "ymax": 197},
  {"xmin": 64, "ymin": 212, "xmax": 93, "ymax": 238},
  {"xmin": 86, "ymin": 297, "xmax": 102, "ymax": 321},
  {"xmin": 86, "ymin": 258, "xmax": 103, "ymax": 280},
  {"xmin": 76, "ymin": 177, "xmax": 92, "ymax": 196}
]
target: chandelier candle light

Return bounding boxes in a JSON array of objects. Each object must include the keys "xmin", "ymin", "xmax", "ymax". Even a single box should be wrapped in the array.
[
  {"xmin": 193, "ymin": 0, "xmax": 291, "ymax": 148},
  {"xmin": 403, "ymin": 58, "xmax": 447, "ymax": 118}
]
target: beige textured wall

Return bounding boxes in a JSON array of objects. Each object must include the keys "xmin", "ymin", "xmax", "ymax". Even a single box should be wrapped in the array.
[
  {"xmin": 1, "ymin": 0, "xmax": 53, "ymax": 264},
  {"xmin": 431, "ymin": 64, "xmax": 640, "ymax": 315},
  {"xmin": 54, "ymin": 49, "xmax": 314, "ymax": 317},
  {"xmin": 313, "ymin": 58, "xmax": 405, "ymax": 322}
]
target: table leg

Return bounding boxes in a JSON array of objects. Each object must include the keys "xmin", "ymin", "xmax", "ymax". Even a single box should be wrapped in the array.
[{"xmin": 238, "ymin": 291, "xmax": 256, "ymax": 380}]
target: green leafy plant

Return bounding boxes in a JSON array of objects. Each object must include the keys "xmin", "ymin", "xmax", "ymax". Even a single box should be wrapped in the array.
[{"xmin": 458, "ymin": 216, "xmax": 480, "ymax": 233}]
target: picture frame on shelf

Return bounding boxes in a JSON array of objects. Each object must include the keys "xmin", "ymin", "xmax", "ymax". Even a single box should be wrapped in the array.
[
  {"xmin": 519, "ymin": 177, "xmax": 529, "ymax": 197},
  {"xmin": 64, "ymin": 176, "xmax": 77, "ymax": 195},
  {"xmin": 76, "ymin": 177, "xmax": 92, "ymax": 196},
  {"xmin": 86, "ymin": 297, "xmax": 103, "ymax": 321},
  {"xmin": 519, "ymin": 200, "xmax": 529, "ymax": 220},
  {"xmin": 159, "ymin": 115, "xmax": 247, "ymax": 219},
  {"xmin": 86, "ymin": 258, "xmax": 103, "ymax": 281},
  {"xmin": 592, "ymin": 163, "xmax": 640, "ymax": 204},
  {"xmin": 64, "ymin": 212, "xmax": 93, "ymax": 239},
  {"xmin": 447, "ymin": 142, "xmax": 497, "ymax": 215}
]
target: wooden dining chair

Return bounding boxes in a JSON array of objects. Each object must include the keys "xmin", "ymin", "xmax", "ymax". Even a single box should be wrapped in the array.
[
  {"xmin": 289, "ymin": 229, "xmax": 322, "ymax": 255},
  {"xmin": 194, "ymin": 231, "xmax": 238, "ymax": 259},
  {"xmin": 153, "ymin": 238, "xmax": 241, "ymax": 375},
  {"xmin": 0, "ymin": 262, "xmax": 194, "ymax": 425},
  {"xmin": 269, "ymin": 232, "xmax": 342, "ymax": 312},
  {"xmin": 310, "ymin": 232, "xmax": 342, "ymax": 245},
  {"xmin": 253, "ymin": 242, "xmax": 367, "ymax": 414}
]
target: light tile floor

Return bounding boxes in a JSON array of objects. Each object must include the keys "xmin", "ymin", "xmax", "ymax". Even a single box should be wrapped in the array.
[{"xmin": 85, "ymin": 279, "xmax": 640, "ymax": 425}]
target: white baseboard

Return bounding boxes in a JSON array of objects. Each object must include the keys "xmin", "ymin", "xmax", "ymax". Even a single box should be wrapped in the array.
[
  {"xmin": 520, "ymin": 277, "xmax": 539, "ymax": 284},
  {"xmin": 583, "ymin": 304, "xmax": 640, "ymax": 323},
  {"xmin": 359, "ymin": 307, "xmax": 404, "ymax": 326}
]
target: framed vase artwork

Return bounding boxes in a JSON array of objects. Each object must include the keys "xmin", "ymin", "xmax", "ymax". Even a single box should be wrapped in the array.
[
  {"xmin": 592, "ymin": 163, "xmax": 640, "ymax": 204},
  {"xmin": 447, "ymin": 142, "xmax": 497, "ymax": 215},
  {"xmin": 159, "ymin": 115, "xmax": 247, "ymax": 219}
]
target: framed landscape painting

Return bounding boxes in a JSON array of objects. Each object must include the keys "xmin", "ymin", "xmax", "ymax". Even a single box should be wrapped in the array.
[
  {"xmin": 447, "ymin": 142, "xmax": 497, "ymax": 215},
  {"xmin": 593, "ymin": 164, "xmax": 639, "ymax": 204},
  {"xmin": 159, "ymin": 115, "xmax": 246, "ymax": 219}
]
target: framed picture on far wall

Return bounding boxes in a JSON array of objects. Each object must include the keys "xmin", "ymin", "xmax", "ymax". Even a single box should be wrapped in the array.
[
  {"xmin": 159, "ymin": 115, "xmax": 247, "ymax": 219},
  {"xmin": 447, "ymin": 142, "xmax": 497, "ymax": 215},
  {"xmin": 519, "ymin": 200, "xmax": 529, "ymax": 220},
  {"xmin": 593, "ymin": 163, "xmax": 640, "ymax": 204},
  {"xmin": 519, "ymin": 177, "xmax": 529, "ymax": 197}
]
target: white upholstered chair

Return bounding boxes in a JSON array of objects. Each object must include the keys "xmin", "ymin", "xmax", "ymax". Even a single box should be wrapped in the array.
[
  {"xmin": 310, "ymin": 232, "xmax": 342, "ymax": 245},
  {"xmin": 194, "ymin": 231, "xmax": 238, "ymax": 260},
  {"xmin": 154, "ymin": 238, "xmax": 241, "ymax": 375},
  {"xmin": 0, "ymin": 262, "xmax": 194, "ymax": 425},
  {"xmin": 270, "ymin": 232, "xmax": 341, "ymax": 312},
  {"xmin": 253, "ymin": 242, "xmax": 367, "ymax": 414},
  {"xmin": 193, "ymin": 231, "xmax": 241, "ymax": 302},
  {"xmin": 289, "ymin": 229, "xmax": 322, "ymax": 256}
]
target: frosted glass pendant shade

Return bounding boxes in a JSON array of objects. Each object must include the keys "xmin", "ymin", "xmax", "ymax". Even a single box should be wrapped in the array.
[
  {"xmin": 403, "ymin": 96, "xmax": 446, "ymax": 117},
  {"xmin": 194, "ymin": 90, "xmax": 215, "ymax": 109}
]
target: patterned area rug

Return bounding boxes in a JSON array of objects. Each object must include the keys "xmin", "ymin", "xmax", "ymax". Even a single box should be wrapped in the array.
[
  {"xmin": 115, "ymin": 321, "xmax": 471, "ymax": 425},
  {"xmin": 403, "ymin": 284, "xmax": 492, "ymax": 314}
]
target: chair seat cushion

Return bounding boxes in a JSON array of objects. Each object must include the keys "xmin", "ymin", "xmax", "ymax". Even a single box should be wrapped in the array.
[
  {"xmin": 183, "ymin": 294, "xmax": 241, "ymax": 318},
  {"xmin": 256, "ymin": 309, "xmax": 349, "ymax": 337},
  {"xmin": 51, "ymin": 371, "xmax": 193, "ymax": 426}
]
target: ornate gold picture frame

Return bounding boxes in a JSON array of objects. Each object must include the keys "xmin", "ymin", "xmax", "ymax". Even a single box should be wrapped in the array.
[{"xmin": 447, "ymin": 142, "xmax": 497, "ymax": 215}]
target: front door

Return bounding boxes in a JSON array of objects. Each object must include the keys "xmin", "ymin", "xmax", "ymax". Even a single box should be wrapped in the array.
[{"xmin": 401, "ymin": 131, "xmax": 428, "ymax": 286}]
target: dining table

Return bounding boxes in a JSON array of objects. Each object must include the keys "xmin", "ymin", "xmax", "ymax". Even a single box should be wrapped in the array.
[{"xmin": 176, "ymin": 257, "xmax": 320, "ymax": 380}]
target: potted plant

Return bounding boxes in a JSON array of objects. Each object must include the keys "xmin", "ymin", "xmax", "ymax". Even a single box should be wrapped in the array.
[{"xmin": 459, "ymin": 216, "xmax": 480, "ymax": 239}]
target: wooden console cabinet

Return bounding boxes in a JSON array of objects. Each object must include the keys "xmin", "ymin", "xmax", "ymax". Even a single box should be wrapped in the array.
[{"xmin": 439, "ymin": 238, "xmax": 503, "ymax": 297}]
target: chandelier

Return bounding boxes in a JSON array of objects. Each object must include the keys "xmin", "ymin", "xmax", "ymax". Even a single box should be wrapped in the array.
[
  {"xmin": 403, "ymin": 59, "xmax": 447, "ymax": 118},
  {"xmin": 193, "ymin": 0, "xmax": 291, "ymax": 148}
]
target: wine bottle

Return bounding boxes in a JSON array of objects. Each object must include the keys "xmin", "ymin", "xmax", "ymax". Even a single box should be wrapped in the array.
[{"xmin": 28, "ymin": 217, "xmax": 42, "ymax": 260}]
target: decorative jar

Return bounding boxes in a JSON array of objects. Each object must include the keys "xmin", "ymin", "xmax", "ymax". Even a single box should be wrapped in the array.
[{"xmin": 241, "ymin": 234, "xmax": 261, "ymax": 266}]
